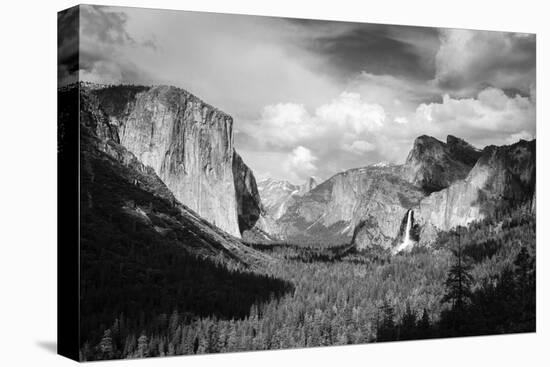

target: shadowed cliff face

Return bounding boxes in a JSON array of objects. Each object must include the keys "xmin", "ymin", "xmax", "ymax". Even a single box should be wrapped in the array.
[
  {"xmin": 403, "ymin": 135, "xmax": 482, "ymax": 193},
  {"xmin": 84, "ymin": 84, "xmax": 262, "ymax": 238},
  {"xmin": 232, "ymin": 151, "xmax": 263, "ymax": 233}
]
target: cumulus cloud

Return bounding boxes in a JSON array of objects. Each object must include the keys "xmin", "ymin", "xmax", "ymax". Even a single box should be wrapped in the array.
[
  {"xmin": 316, "ymin": 92, "xmax": 385, "ymax": 132},
  {"xmin": 76, "ymin": 6, "xmax": 536, "ymax": 183},
  {"xmin": 240, "ymin": 85, "xmax": 535, "ymax": 182},
  {"xmin": 283, "ymin": 146, "xmax": 319, "ymax": 181},
  {"xmin": 413, "ymin": 87, "xmax": 535, "ymax": 147},
  {"xmin": 434, "ymin": 29, "xmax": 536, "ymax": 97},
  {"xmin": 342, "ymin": 140, "xmax": 376, "ymax": 154},
  {"xmin": 237, "ymin": 92, "xmax": 391, "ymax": 182},
  {"xmin": 248, "ymin": 92, "xmax": 385, "ymax": 149}
]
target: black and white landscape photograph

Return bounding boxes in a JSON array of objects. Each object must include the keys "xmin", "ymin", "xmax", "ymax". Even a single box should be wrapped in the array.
[{"xmin": 58, "ymin": 4, "xmax": 536, "ymax": 361}]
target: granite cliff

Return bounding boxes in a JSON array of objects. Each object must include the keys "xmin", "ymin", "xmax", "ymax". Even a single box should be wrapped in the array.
[
  {"xmin": 69, "ymin": 84, "xmax": 270, "ymax": 268},
  {"xmin": 85, "ymin": 84, "xmax": 262, "ymax": 238},
  {"xmin": 275, "ymin": 165, "xmax": 425, "ymax": 247},
  {"xmin": 261, "ymin": 135, "xmax": 535, "ymax": 252},
  {"xmin": 403, "ymin": 135, "xmax": 482, "ymax": 193},
  {"xmin": 416, "ymin": 139, "xmax": 536, "ymax": 244}
]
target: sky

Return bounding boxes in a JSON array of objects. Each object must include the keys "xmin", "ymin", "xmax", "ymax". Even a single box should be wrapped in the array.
[{"xmin": 60, "ymin": 5, "xmax": 536, "ymax": 184}]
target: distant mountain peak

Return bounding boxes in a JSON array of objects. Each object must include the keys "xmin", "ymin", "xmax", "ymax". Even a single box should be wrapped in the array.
[{"xmin": 299, "ymin": 176, "xmax": 319, "ymax": 195}]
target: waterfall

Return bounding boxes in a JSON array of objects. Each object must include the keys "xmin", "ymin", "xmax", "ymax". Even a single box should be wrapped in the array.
[{"xmin": 394, "ymin": 209, "xmax": 413, "ymax": 254}]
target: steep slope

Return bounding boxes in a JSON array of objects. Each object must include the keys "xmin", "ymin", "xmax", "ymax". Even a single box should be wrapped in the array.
[
  {"xmin": 77, "ymin": 84, "xmax": 271, "ymax": 268},
  {"xmin": 403, "ymin": 135, "xmax": 482, "ymax": 193},
  {"xmin": 65, "ymin": 85, "xmax": 292, "ymax": 354},
  {"xmin": 416, "ymin": 139, "xmax": 536, "ymax": 244},
  {"xmin": 277, "ymin": 165, "xmax": 425, "ymax": 247},
  {"xmin": 85, "ymin": 84, "xmax": 263, "ymax": 238}
]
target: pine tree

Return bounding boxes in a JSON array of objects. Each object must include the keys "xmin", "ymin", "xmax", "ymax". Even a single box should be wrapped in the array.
[
  {"xmin": 442, "ymin": 235, "xmax": 473, "ymax": 311},
  {"xmin": 226, "ymin": 324, "xmax": 238, "ymax": 351},
  {"xmin": 417, "ymin": 309, "xmax": 431, "ymax": 339},
  {"xmin": 400, "ymin": 303, "xmax": 417, "ymax": 340},
  {"xmin": 193, "ymin": 335, "xmax": 200, "ymax": 354},
  {"xmin": 136, "ymin": 334, "xmax": 149, "ymax": 358},
  {"xmin": 376, "ymin": 299, "xmax": 396, "ymax": 342},
  {"xmin": 513, "ymin": 246, "xmax": 535, "ymax": 328},
  {"xmin": 97, "ymin": 329, "xmax": 114, "ymax": 359},
  {"xmin": 441, "ymin": 234, "xmax": 474, "ymax": 335}
]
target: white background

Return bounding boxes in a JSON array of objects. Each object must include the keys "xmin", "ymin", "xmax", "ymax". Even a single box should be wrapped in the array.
[{"xmin": 0, "ymin": 0, "xmax": 547, "ymax": 365}]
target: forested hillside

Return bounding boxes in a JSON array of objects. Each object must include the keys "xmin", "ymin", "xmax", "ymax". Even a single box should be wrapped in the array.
[{"xmin": 81, "ymin": 203, "xmax": 534, "ymax": 360}]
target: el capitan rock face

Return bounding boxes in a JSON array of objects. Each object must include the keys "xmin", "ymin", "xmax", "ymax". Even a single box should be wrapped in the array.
[
  {"xmin": 117, "ymin": 85, "xmax": 240, "ymax": 236},
  {"xmin": 403, "ymin": 135, "xmax": 482, "ymax": 193},
  {"xmin": 84, "ymin": 84, "xmax": 262, "ymax": 238},
  {"xmin": 68, "ymin": 84, "xmax": 270, "ymax": 268}
]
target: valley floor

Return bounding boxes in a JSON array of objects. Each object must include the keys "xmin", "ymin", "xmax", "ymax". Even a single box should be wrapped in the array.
[{"xmin": 81, "ymin": 205, "xmax": 535, "ymax": 360}]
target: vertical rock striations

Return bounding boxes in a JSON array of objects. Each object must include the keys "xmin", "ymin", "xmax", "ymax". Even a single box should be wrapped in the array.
[
  {"xmin": 117, "ymin": 86, "xmax": 241, "ymax": 236},
  {"xmin": 66, "ymin": 83, "xmax": 271, "ymax": 269},
  {"xmin": 83, "ymin": 84, "xmax": 263, "ymax": 238}
]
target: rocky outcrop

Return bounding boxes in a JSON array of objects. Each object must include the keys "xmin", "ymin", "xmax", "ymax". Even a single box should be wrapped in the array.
[
  {"xmin": 277, "ymin": 165, "xmax": 425, "ymax": 247},
  {"xmin": 232, "ymin": 151, "xmax": 263, "ymax": 233},
  {"xmin": 271, "ymin": 136, "xmax": 534, "ymax": 251},
  {"xmin": 416, "ymin": 139, "xmax": 536, "ymax": 244},
  {"xmin": 403, "ymin": 135, "xmax": 482, "ymax": 193},
  {"xmin": 83, "ymin": 84, "xmax": 263, "ymax": 238}
]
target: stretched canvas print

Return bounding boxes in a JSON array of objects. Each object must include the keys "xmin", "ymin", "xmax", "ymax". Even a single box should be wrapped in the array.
[{"xmin": 58, "ymin": 4, "xmax": 536, "ymax": 362}]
